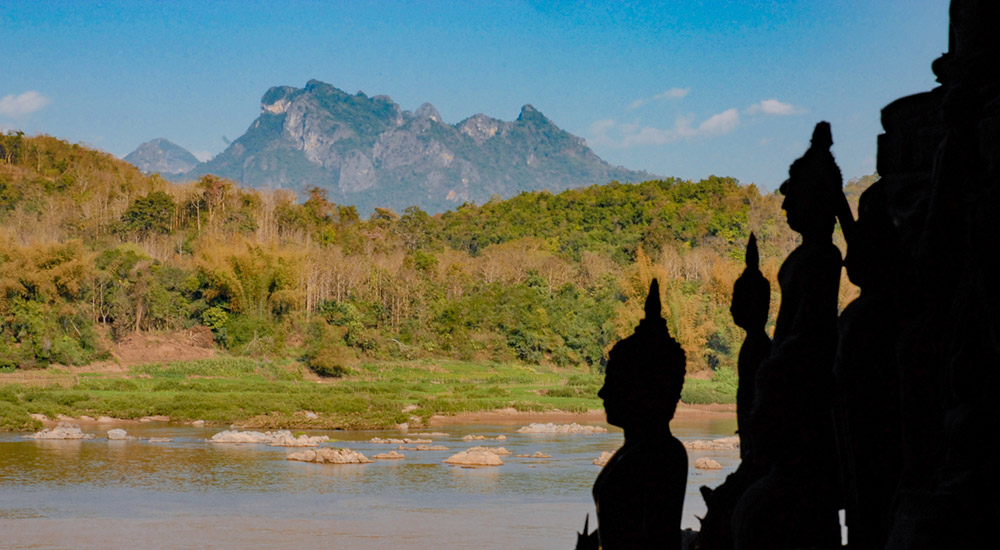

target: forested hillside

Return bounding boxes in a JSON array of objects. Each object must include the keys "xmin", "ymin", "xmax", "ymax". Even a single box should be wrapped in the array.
[{"xmin": 0, "ymin": 132, "xmax": 869, "ymax": 376}]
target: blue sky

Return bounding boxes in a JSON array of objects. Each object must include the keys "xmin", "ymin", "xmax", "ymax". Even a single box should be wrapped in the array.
[{"xmin": 2, "ymin": 0, "xmax": 949, "ymax": 193}]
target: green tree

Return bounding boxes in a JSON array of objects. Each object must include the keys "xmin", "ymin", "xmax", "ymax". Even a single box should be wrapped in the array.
[{"xmin": 121, "ymin": 191, "xmax": 176, "ymax": 239}]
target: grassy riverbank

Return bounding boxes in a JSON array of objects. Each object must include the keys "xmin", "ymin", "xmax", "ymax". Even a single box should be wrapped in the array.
[{"xmin": 0, "ymin": 358, "xmax": 736, "ymax": 432}]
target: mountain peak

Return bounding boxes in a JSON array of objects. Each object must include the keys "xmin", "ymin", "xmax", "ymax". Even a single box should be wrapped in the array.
[
  {"xmin": 459, "ymin": 113, "xmax": 505, "ymax": 144},
  {"xmin": 415, "ymin": 102, "xmax": 442, "ymax": 123},
  {"xmin": 125, "ymin": 138, "xmax": 200, "ymax": 175},
  {"xmin": 517, "ymin": 104, "xmax": 550, "ymax": 125}
]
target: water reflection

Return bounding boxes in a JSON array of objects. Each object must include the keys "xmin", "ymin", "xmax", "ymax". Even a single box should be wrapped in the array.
[{"xmin": 446, "ymin": 463, "xmax": 502, "ymax": 493}]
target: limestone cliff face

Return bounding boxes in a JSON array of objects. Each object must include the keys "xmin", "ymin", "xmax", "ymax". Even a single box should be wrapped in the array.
[{"xmin": 189, "ymin": 80, "xmax": 652, "ymax": 214}]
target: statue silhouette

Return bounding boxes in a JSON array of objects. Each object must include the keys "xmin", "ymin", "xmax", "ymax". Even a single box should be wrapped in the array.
[
  {"xmin": 730, "ymin": 233, "xmax": 772, "ymax": 463},
  {"xmin": 731, "ymin": 122, "xmax": 844, "ymax": 550},
  {"xmin": 591, "ymin": 279, "xmax": 687, "ymax": 549},
  {"xmin": 832, "ymin": 181, "xmax": 904, "ymax": 550},
  {"xmin": 883, "ymin": 3, "xmax": 1000, "ymax": 545},
  {"xmin": 695, "ymin": 234, "xmax": 772, "ymax": 550},
  {"xmin": 580, "ymin": 6, "xmax": 1000, "ymax": 547}
]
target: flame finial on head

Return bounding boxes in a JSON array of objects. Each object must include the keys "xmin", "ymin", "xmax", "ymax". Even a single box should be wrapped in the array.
[
  {"xmin": 644, "ymin": 279, "xmax": 662, "ymax": 321},
  {"xmin": 746, "ymin": 233, "xmax": 759, "ymax": 272},
  {"xmin": 811, "ymin": 121, "xmax": 833, "ymax": 150}
]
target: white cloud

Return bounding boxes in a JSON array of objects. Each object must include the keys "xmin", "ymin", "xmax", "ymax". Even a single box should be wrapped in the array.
[
  {"xmin": 619, "ymin": 122, "xmax": 639, "ymax": 134},
  {"xmin": 622, "ymin": 126, "xmax": 672, "ymax": 147},
  {"xmin": 745, "ymin": 98, "xmax": 803, "ymax": 116},
  {"xmin": 587, "ymin": 118, "xmax": 618, "ymax": 146},
  {"xmin": 589, "ymin": 118, "xmax": 616, "ymax": 134},
  {"xmin": 590, "ymin": 107, "xmax": 741, "ymax": 148},
  {"xmin": 627, "ymin": 87, "xmax": 690, "ymax": 110},
  {"xmin": 628, "ymin": 98, "xmax": 649, "ymax": 110},
  {"xmin": 0, "ymin": 91, "xmax": 51, "ymax": 118},
  {"xmin": 655, "ymin": 87, "xmax": 690, "ymax": 100},
  {"xmin": 697, "ymin": 108, "xmax": 740, "ymax": 135}
]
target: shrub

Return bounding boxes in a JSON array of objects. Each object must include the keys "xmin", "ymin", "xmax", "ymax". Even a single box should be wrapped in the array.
[
  {"xmin": 223, "ymin": 315, "xmax": 284, "ymax": 356},
  {"xmin": 305, "ymin": 344, "xmax": 355, "ymax": 377}
]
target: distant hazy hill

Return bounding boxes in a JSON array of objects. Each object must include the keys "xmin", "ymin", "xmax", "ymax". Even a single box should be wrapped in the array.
[
  {"xmin": 124, "ymin": 138, "xmax": 200, "ymax": 176},
  {"xmin": 187, "ymin": 80, "xmax": 652, "ymax": 213}
]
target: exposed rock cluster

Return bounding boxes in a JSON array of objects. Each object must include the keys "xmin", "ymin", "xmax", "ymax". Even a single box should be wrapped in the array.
[
  {"xmin": 682, "ymin": 436, "xmax": 740, "ymax": 450},
  {"xmin": 593, "ymin": 451, "xmax": 615, "ymax": 466},
  {"xmin": 462, "ymin": 434, "xmax": 507, "ymax": 441},
  {"xmin": 23, "ymin": 423, "xmax": 94, "ymax": 440},
  {"xmin": 443, "ymin": 447, "xmax": 505, "ymax": 466},
  {"xmin": 695, "ymin": 458, "xmax": 723, "ymax": 470},
  {"xmin": 286, "ymin": 448, "xmax": 374, "ymax": 464},
  {"xmin": 398, "ymin": 444, "xmax": 449, "ymax": 451},
  {"xmin": 369, "ymin": 437, "xmax": 432, "ymax": 444},
  {"xmin": 514, "ymin": 452, "xmax": 552, "ymax": 458},
  {"xmin": 373, "ymin": 451, "xmax": 405, "ymax": 460},
  {"xmin": 517, "ymin": 423, "xmax": 607, "ymax": 434},
  {"xmin": 106, "ymin": 429, "xmax": 135, "ymax": 441},
  {"xmin": 208, "ymin": 429, "xmax": 329, "ymax": 447}
]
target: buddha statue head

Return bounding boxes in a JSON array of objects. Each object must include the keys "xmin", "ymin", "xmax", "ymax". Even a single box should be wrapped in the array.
[{"xmin": 598, "ymin": 279, "xmax": 687, "ymax": 431}]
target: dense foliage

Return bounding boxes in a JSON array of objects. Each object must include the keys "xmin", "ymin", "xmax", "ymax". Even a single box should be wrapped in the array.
[{"xmin": 0, "ymin": 132, "xmax": 869, "ymax": 376}]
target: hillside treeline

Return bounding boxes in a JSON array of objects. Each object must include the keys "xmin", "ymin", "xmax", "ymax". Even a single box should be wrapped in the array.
[{"xmin": 0, "ymin": 131, "xmax": 867, "ymax": 375}]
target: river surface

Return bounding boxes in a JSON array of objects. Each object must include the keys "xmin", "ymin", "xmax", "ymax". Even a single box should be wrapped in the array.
[{"xmin": 0, "ymin": 415, "xmax": 738, "ymax": 549}]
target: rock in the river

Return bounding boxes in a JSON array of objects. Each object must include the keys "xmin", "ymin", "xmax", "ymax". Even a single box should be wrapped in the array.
[
  {"xmin": 208, "ymin": 429, "xmax": 329, "ymax": 447},
  {"xmin": 107, "ymin": 429, "xmax": 134, "ymax": 440},
  {"xmin": 147, "ymin": 437, "xmax": 173, "ymax": 443},
  {"xmin": 515, "ymin": 451, "xmax": 552, "ymax": 458},
  {"xmin": 444, "ymin": 447, "xmax": 504, "ymax": 466},
  {"xmin": 371, "ymin": 437, "xmax": 432, "ymax": 444},
  {"xmin": 287, "ymin": 448, "xmax": 374, "ymax": 464},
  {"xmin": 695, "ymin": 457, "xmax": 723, "ymax": 470},
  {"xmin": 683, "ymin": 436, "xmax": 740, "ymax": 450},
  {"xmin": 29, "ymin": 413, "xmax": 48, "ymax": 422},
  {"xmin": 466, "ymin": 445, "xmax": 511, "ymax": 455},
  {"xmin": 191, "ymin": 420, "xmax": 205, "ymax": 428},
  {"xmin": 516, "ymin": 422, "xmax": 607, "ymax": 434},
  {"xmin": 463, "ymin": 434, "xmax": 507, "ymax": 441},
  {"xmin": 24, "ymin": 422, "xmax": 95, "ymax": 440},
  {"xmin": 398, "ymin": 444, "xmax": 449, "ymax": 451},
  {"xmin": 593, "ymin": 451, "xmax": 615, "ymax": 466},
  {"xmin": 374, "ymin": 451, "xmax": 406, "ymax": 460}
]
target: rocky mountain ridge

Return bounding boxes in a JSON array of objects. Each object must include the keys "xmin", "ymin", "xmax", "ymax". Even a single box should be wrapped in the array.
[{"xmin": 130, "ymin": 80, "xmax": 654, "ymax": 214}]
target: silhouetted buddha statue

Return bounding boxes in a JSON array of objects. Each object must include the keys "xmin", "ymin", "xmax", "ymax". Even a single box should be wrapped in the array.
[
  {"xmin": 833, "ymin": 181, "xmax": 903, "ymax": 550},
  {"xmin": 884, "ymin": 4, "xmax": 1000, "ymax": 543},
  {"xmin": 592, "ymin": 278, "xmax": 687, "ymax": 549},
  {"xmin": 695, "ymin": 234, "xmax": 772, "ymax": 550},
  {"xmin": 730, "ymin": 233, "xmax": 772, "ymax": 462},
  {"xmin": 731, "ymin": 122, "xmax": 844, "ymax": 550}
]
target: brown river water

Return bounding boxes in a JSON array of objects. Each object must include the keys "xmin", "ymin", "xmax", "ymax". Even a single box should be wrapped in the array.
[{"xmin": 0, "ymin": 414, "xmax": 738, "ymax": 549}]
